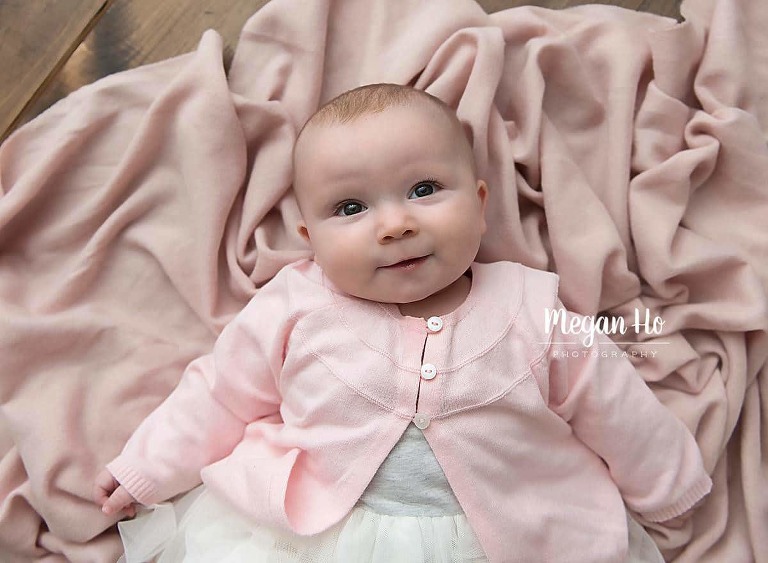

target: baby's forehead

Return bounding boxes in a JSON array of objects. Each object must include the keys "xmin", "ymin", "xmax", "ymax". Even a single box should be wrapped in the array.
[{"xmin": 294, "ymin": 100, "xmax": 475, "ymax": 182}]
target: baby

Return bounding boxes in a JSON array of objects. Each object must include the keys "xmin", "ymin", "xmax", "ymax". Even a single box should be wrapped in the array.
[{"xmin": 94, "ymin": 84, "xmax": 711, "ymax": 563}]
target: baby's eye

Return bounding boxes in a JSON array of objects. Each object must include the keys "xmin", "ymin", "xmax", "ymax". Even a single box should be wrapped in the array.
[
  {"xmin": 335, "ymin": 201, "xmax": 367, "ymax": 216},
  {"xmin": 409, "ymin": 181, "xmax": 439, "ymax": 199}
]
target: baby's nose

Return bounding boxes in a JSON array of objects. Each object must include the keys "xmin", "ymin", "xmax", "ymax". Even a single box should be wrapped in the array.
[{"xmin": 377, "ymin": 207, "xmax": 418, "ymax": 242}]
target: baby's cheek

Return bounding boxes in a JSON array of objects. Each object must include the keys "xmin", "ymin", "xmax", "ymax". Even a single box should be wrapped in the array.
[
  {"xmin": 324, "ymin": 239, "xmax": 362, "ymax": 269},
  {"xmin": 317, "ymin": 242, "xmax": 371, "ymax": 291}
]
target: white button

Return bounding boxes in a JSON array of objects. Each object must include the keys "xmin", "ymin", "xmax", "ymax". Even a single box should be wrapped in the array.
[
  {"xmin": 413, "ymin": 413, "xmax": 430, "ymax": 429},
  {"xmin": 426, "ymin": 316, "xmax": 443, "ymax": 332},
  {"xmin": 420, "ymin": 363, "xmax": 437, "ymax": 380}
]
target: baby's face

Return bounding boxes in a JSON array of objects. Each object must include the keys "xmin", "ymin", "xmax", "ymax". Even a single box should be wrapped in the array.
[{"xmin": 293, "ymin": 102, "xmax": 487, "ymax": 306}]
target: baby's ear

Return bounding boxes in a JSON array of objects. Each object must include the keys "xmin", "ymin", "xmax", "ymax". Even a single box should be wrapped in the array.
[
  {"xmin": 297, "ymin": 221, "xmax": 311, "ymax": 243},
  {"xmin": 477, "ymin": 180, "xmax": 488, "ymax": 209},
  {"xmin": 476, "ymin": 180, "xmax": 488, "ymax": 200},
  {"xmin": 477, "ymin": 180, "xmax": 489, "ymax": 234}
]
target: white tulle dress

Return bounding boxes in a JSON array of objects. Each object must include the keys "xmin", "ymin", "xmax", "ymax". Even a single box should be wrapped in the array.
[{"xmin": 117, "ymin": 424, "xmax": 664, "ymax": 563}]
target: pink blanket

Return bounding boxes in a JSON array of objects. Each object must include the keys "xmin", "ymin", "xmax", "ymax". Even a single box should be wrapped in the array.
[{"xmin": 1, "ymin": 0, "xmax": 766, "ymax": 560}]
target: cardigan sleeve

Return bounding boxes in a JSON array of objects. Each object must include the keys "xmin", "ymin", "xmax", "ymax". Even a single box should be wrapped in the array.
[
  {"xmin": 106, "ymin": 268, "xmax": 293, "ymax": 506},
  {"xmin": 546, "ymin": 305, "xmax": 712, "ymax": 522}
]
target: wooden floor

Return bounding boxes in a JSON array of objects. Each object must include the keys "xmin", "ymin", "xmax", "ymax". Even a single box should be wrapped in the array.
[{"xmin": 0, "ymin": 0, "xmax": 682, "ymax": 144}]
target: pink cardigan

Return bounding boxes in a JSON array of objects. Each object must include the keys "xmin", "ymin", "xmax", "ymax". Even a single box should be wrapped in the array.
[{"xmin": 108, "ymin": 259, "xmax": 711, "ymax": 562}]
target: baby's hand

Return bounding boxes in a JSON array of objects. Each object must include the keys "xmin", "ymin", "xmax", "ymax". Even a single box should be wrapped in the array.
[{"xmin": 93, "ymin": 468, "xmax": 138, "ymax": 517}]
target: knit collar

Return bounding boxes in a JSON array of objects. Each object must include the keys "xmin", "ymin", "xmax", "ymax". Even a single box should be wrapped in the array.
[{"xmin": 314, "ymin": 260, "xmax": 526, "ymax": 370}]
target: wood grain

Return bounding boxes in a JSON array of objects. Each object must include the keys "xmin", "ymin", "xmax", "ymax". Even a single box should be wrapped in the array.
[
  {"xmin": 1, "ymin": 0, "xmax": 682, "ymax": 143},
  {"xmin": 478, "ymin": 0, "xmax": 681, "ymax": 18},
  {"xmin": 0, "ymin": 0, "xmax": 110, "ymax": 142},
  {"xmin": 3, "ymin": 0, "xmax": 269, "ymax": 142}
]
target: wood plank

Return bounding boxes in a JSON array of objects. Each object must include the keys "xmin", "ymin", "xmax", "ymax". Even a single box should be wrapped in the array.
[
  {"xmin": 6, "ymin": 0, "xmax": 681, "ymax": 140},
  {"xmin": 478, "ymin": 0, "xmax": 681, "ymax": 19},
  {"xmin": 10, "ymin": 0, "xmax": 269, "ymax": 136},
  {"xmin": 0, "ymin": 0, "xmax": 110, "ymax": 143}
]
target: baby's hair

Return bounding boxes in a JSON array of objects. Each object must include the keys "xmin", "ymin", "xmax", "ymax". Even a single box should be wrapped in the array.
[
  {"xmin": 295, "ymin": 83, "xmax": 476, "ymax": 176},
  {"xmin": 306, "ymin": 83, "xmax": 446, "ymax": 126}
]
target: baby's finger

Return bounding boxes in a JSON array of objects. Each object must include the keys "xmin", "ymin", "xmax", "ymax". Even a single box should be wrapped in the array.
[
  {"xmin": 102, "ymin": 486, "xmax": 135, "ymax": 515},
  {"xmin": 92, "ymin": 470, "xmax": 117, "ymax": 505}
]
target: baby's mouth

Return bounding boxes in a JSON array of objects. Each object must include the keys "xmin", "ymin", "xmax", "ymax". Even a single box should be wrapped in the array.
[{"xmin": 381, "ymin": 255, "xmax": 429, "ymax": 270}]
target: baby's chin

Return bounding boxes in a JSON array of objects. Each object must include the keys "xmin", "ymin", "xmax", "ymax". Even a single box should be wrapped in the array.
[
  {"xmin": 327, "ymin": 270, "xmax": 460, "ymax": 306},
  {"xmin": 352, "ymin": 286, "xmax": 447, "ymax": 307},
  {"xmin": 348, "ymin": 273, "xmax": 471, "ymax": 305}
]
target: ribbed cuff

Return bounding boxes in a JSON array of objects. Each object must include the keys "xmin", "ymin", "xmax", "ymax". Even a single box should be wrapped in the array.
[
  {"xmin": 641, "ymin": 474, "xmax": 713, "ymax": 523},
  {"xmin": 106, "ymin": 457, "xmax": 159, "ymax": 506}
]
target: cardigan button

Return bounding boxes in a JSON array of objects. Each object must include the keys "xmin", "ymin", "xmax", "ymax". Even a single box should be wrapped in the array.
[
  {"xmin": 426, "ymin": 316, "xmax": 443, "ymax": 332},
  {"xmin": 420, "ymin": 363, "xmax": 437, "ymax": 380},
  {"xmin": 413, "ymin": 413, "xmax": 430, "ymax": 429}
]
